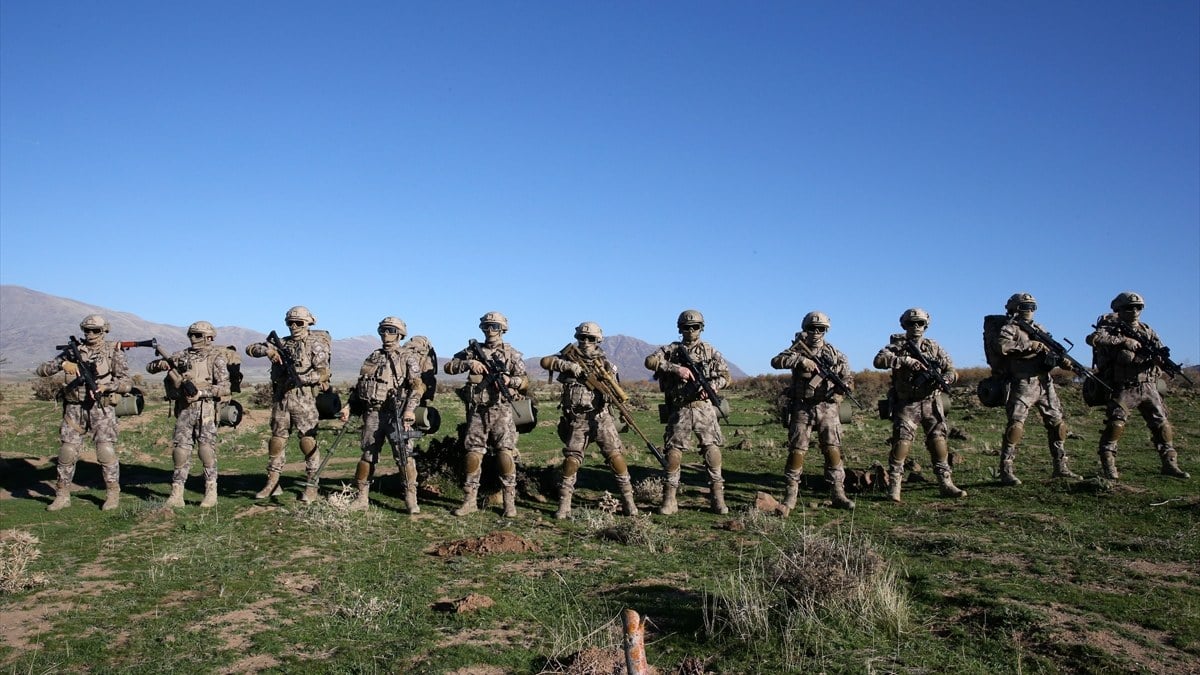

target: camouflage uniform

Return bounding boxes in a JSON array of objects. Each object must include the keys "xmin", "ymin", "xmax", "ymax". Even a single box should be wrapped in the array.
[
  {"xmin": 245, "ymin": 306, "xmax": 331, "ymax": 501},
  {"xmin": 343, "ymin": 317, "xmax": 427, "ymax": 513},
  {"xmin": 994, "ymin": 293, "xmax": 1080, "ymax": 485},
  {"xmin": 147, "ymin": 321, "xmax": 231, "ymax": 508},
  {"xmin": 37, "ymin": 314, "xmax": 133, "ymax": 511},
  {"xmin": 444, "ymin": 312, "xmax": 527, "ymax": 517},
  {"xmin": 541, "ymin": 322, "xmax": 638, "ymax": 519},
  {"xmin": 873, "ymin": 308, "xmax": 965, "ymax": 502},
  {"xmin": 645, "ymin": 310, "xmax": 731, "ymax": 515},
  {"xmin": 1087, "ymin": 292, "xmax": 1189, "ymax": 479},
  {"xmin": 771, "ymin": 311, "xmax": 856, "ymax": 510}
]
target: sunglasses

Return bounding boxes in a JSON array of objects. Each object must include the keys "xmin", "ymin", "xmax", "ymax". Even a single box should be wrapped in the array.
[
  {"xmin": 82, "ymin": 328, "xmax": 104, "ymax": 334},
  {"xmin": 187, "ymin": 332, "xmax": 205, "ymax": 338},
  {"xmin": 577, "ymin": 335, "xmax": 599, "ymax": 343},
  {"xmin": 378, "ymin": 326, "xmax": 400, "ymax": 335},
  {"xmin": 681, "ymin": 324, "xmax": 702, "ymax": 331},
  {"xmin": 481, "ymin": 322, "xmax": 503, "ymax": 331},
  {"xmin": 903, "ymin": 321, "xmax": 927, "ymax": 328},
  {"xmin": 286, "ymin": 320, "xmax": 307, "ymax": 327},
  {"xmin": 808, "ymin": 326, "xmax": 828, "ymax": 333},
  {"xmin": 1017, "ymin": 303, "xmax": 1037, "ymax": 311}
]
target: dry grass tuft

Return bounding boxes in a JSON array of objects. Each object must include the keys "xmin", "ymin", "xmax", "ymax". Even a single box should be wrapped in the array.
[{"xmin": 0, "ymin": 529, "xmax": 49, "ymax": 594}]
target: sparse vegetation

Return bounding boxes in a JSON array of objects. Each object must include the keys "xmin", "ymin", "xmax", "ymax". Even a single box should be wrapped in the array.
[{"xmin": 1, "ymin": 380, "xmax": 1198, "ymax": 672}]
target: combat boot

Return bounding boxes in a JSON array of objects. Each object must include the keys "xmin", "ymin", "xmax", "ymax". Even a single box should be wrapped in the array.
[
  {"xmin": 998, "ymin": 446, "xmax": 1021, "ymax": 486},
  {"xmin": 502, "ymin": 484, "xmax": 517, "ymax": 518},
  {"xmin": 350, "ymin": 481, "xmax": 370, "ymax": 511},
  {"xmin": 619, "ymin": 485, "xmax": 639, "ymax": 516},
  {"xmin": 887, "ymin": 464, "xmax": 905, "ymax": 503},
  {"xmin": 1160, "ymin": 450, "xmax": 1190, "ymax": 479},
  {"xmin": 934, "ymin": 462, "xmax": 966, "ymax": 498},
  {"xmin": 1099, "ymin": 451, "xmax": 1120, "ymax": 480},
  {"xmin": 555, "ymin": 484, "xmax": 574, "ymax": 520},
  {"xmin": 255, "ymin": 472, "xmax": 282, "ymax": 499},
  {"xmin": 824, "ymin": 447, "xmax": 855, "ymax": 510},
  {"xmin": 1049, "ymin": 424, "xmax": 1081, "ymax": 479},
  {"xmin": 453, "ymin": 484, "xmax": 479, "ymax": 516},
  {"xmin": 199, "ymin": 480, "xmax": 218, "ymax": 508},
  {"xmin": 165, "ymin": 482, "xmax": 186, "ymax": 508},
  {"xmin": 658, "ymin": 483, "xmax": 679, "ymax": 516},
  {"xmin": 782, "ymin": 479, "xmax": 799, "ymax": 510},
  {"xmin": 101, "ymin": 483, "xmax": 121, "ymax": 512},
  {"xmin": 404, "ymin": 482, "xmax": 420, "ymax": 514},
  {"xmin": 829, "ymin": 480, "xmax": 855, "ymax": 510},
  {"xmin": 47, "ymin": 480, "xmax": 72, "ymax": 512},
  {"xmin": 709, "ymin": 481, "xmax": 729, "ymax": 515}
]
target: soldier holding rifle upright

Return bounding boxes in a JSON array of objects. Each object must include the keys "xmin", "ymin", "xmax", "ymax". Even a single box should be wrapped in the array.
[
  {"xmin": 444, "ymin": 312, "xmax": 528, "ymax": 517},
  {"xmin": 245, "ymin": 306, "xmax": 331, "ymax": 502},
  {"xmin": 874, "ymin": 308, "xmax": 965, "ymax": 503},
  {"xmin": 771, "ymin": 311, "xmax": 857, "ymax": 511},
  {"xmin": 645, "ymin": 309, "xmax": 732, "ymax": 515},
  {"xmin": 339, "ymin": 316, "xmax": 427, "ymax": 513},
  {"xmin": 38, "ymin": 314, "xmax": 133, "ymax": 511},
  {"xmin": 1088, "ymin": 291, "xmax": 1190, "ymax": 480},
  {"xmin": 146, "ymin": 321, "xmax": 231, "ymax": 508},
  {"xmin": 541, "ymin": 321, "xmax": 639, "ymax": 519}
]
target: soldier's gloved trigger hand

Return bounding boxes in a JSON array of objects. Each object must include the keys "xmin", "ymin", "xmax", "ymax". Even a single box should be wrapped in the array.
[
  {"xmin": 1122, "ymin": 338, "xmax": 1141, "ymax": 352},
  {"xmin": 62, "ymin": 361, "xmax": 80, "ymax": 377},
  {"xmin": 568, "ymin": 363, "xmax": 584, "ymax": 377}
]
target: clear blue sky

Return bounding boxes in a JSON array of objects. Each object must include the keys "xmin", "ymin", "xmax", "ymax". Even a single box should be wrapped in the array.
[{"xmin": 2, "ymin": 1, "xmax": 1197, "ymax": 375}]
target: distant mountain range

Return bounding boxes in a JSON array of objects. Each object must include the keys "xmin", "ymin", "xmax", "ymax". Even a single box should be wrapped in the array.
[{"xmin": 0, "ymin": 285, "xmax": 747, "ymax": 383}]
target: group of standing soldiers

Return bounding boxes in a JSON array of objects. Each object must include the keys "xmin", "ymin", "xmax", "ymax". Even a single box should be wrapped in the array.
[{"xmin": 37, "ymin": 291, "xmax": 1189, "ymax": 515}]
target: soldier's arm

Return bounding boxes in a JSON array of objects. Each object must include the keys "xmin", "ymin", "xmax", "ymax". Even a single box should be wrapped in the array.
[
  {"xmin": 506, "ymin": 347, "xmax": 527, "ymax": 391},
  {"xmin": 36, "ymin": 355, "xmax": 66, "ymax": 378},
  {"xmin": 708, "ymin": 348, "xmax": 731, "ymax": 391},
  {"xmin": 208, "ymin": 352, "xmax": 232, "ymax": 399},
  {"xmin": 444, "ymin": 349, "xmax": 473, "ymax": 375},
  {"xmin": 106, "ymin": 346, "xmax": 133, "ymax": 394}
]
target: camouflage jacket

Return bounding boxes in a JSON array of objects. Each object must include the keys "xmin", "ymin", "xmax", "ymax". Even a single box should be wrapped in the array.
[
  {"xmin": 874, "ymin": 334, "xmax": 956, "ymax": 402},
  {"xmin": 771, "ymin": 333, "xmax": 852, "ymax": 404},
  {"xmin": 1088, "ymin": 314, "xmax": 1164, "ymax": 386},
  {"xmin": 38, "ymin": 340, "xmax": 132, "ymax": 404},
  {"xmin": 647, "ymin": 340, "xmax": 729, "ymax": 409},
  {"xmin": 446, "ymin": 341, "xmax": 526, "ymax": 407}
]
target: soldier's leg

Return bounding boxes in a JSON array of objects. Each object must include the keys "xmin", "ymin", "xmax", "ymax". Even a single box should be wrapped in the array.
[
  {"xmin": 96, "ymin": 441, "xmax": 121, "ymax": 511},
  {"xmin": 1047, "ymin": 420, "xmax": 1081, "ymax": 479},
  {"xmin": 782, "ymin": 409, "xmax": 813, "ymax": 510},
  {"xmin": 298, "ymin": 433, "xmax": 321, "ymax": 503},
  {"xmin": 658, "ymin": 449, "xmax": 683, "ymax": 516},
  {"xmin": 166, "ymin": 444, "xmax": 191, "ymax": 508},
  {"xmin": 198, "ymin": 443, "xmax": 218, "ymax": 508},
  {"xmin": 999, "ymin": 383, "xmax": 1031, "ymax": 485},
  {"xmin": 453, "ymin": 450, "xmax": 484, "ymax": 516},
  {"xmin": 48, "ymin": 439, "xmax": 82, "ymax": 512},
  {"xmin": 595, "ymin": 413, "xmax": 638, "ymax": 516},
  {"xmin": 497, "ymin": 448, "xmax": 518, "ymax": 517},
  {"xmin": 256, "ymin": 435, "xmax": 288, "ymax": 498},
  {"xmin": 928, "ymin": 436, "xmax": 966, "ymax": 498},
  {"xmin": 1098, "ymin": 396, "xmax": 1129, "ymax": 479},
  {"xmin": 823, "ymin": 445, "xmax": 855, "ymax": 510},
  {"xmin": 1141, "ymin": 390, "xmax": 1189, "ymax": 479},
  {"xmin": 702, "ymin": 445, "xmax": 728, "ymax": 515},
  {"xmin": 888, "ymin": 405, "xmax": 917, "ymax": 503}
]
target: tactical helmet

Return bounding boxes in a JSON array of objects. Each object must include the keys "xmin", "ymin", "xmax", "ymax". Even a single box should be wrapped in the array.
[
  {"xmin": 574, "ymin": 321, "xmax": 603, "ymax": 342},
  {"xmin": 285, "ymin": 306, "xmax": 316, "ymax": 325},
  {"xmin": 378, "ymin": 316, "xmax": 408, "ymax": 336},
  {"xmin": 677, "ymin": 309, "xmax": 705, "ymax": 329},
  {"xmin": 79, "ymin": 314, "xmax": 110, "ymax": 333},
  {"xmin": 802, "ymin": 311, "xmax": 831, "ymax": 330},
  {"xmin": 187, "ymin": 321, "xmax": 216, "ymax": 339},
  {"xmin": 899, "ymin": 308, "xmax": 930, "ymax": 327},
  {"xmin": 1110, "ymin": 291, "xmax": 1145, "ymax": 311},
  {"xmin": 1005, "ymin": 292, "xmax": 1037, "ymax": 314},
  {"xmin": 479, "ymin": 311, "xmax": 508, "ymax": 331}
]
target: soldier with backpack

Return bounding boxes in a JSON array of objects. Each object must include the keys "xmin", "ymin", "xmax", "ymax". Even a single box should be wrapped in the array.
[
  {"xmin": 38, "ymin": 314, "xmax": 134, "ymax": 511},
  {"xmin": 146, "ymin": 321, "xmax": 232, "ymax": 508},
  {"xmin": 245, "ymin": 306, "xmax": 332, "ymax": 502},
  {"xmin": 339, "ymin": 317, "xmax": 431, "ymax": 513},
  {"xmin": 986, "ymin": 293, "xmax": 1082, "ymax": 485},
  {"xmin": 874, "ymin": 308, "xmax": 966, "ymax": 502},
  {"xmin": 1087, "ymin": 292, "xmax": 1190, "ymax": 480}
]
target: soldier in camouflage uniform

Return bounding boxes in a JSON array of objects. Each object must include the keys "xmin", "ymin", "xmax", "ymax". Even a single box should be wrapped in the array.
[
  {"xmin": 146, "ymin": 321, "xmax": 232, "ymax": 508},
  {"xmin": 994, "ymin": 292, "xmax": 1081, "ymax": 485},
  {"xmin": 1087, "ymin": 292, "xmax": 1189, "ymax": 480},
  {"xmin": 339, "ymin": 317, "xmax": 426, "ymax": 513},
  {"xmin": 38, "ymin": 314, "xmax": 134, "ymax": 511},
  {"xmin": 444, "ymin": 312, "xmax": 528, "ymax": 517},
  {"xmin": 645, "ymin": 309, "xmax": 731, "ymax": 515},
  {"xmin": 541, "ymin": 321, "xmax": 638, "ymax": 519},
  {"xmin": 771, "ymin": 311, "xmax": 856, "ymax": 510},
  {"xmin": 873, "ymin": 308, "xmax": 966, "ymax": 502},
  {"xmin": 245, "ymin": 306, "xmax": 331, "ymax": 502}
]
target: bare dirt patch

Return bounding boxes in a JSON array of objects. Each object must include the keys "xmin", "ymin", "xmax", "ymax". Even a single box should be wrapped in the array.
[
  {"xmin": 218, "ymin": 653, "xmax": 280, "ymax": 674},
  {"xmin": 190, "ymin": 597, "xmax": 281, "ymax": 652},
  {"xmin": 436, "ymin": 627, "xmax": 526, "ymax": 650},
  {"xmin": 427, "ymin": 530, "xmax": 541, "ymax": 557},
  {"xmin": 0, "ymin": 596, "xmax": 72, "ymax": 657},
  {"xmin": 431, "ymin": 592, "xmax": 495, "ymax": 614},
  {"xmin": 1035, "ymin": 602, "xmax": 1190, "ymax": 674}
]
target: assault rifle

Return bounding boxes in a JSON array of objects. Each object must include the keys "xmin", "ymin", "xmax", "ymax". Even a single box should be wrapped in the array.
[
  {"xmin": 1015, "ymin": 319, "xmax": 1113, "ymax": 394},
  {"xmin": 266, "ymin": 331, "xmax": 304, "ymax": 392},
  {"xmin": 901, "ymin": 339, "xmax": 953, "ymax": 394},
  {"xmin": 121, "ymin": 338, "xmax": 197, "ymax": 399},
  {"xmin": 673, "ymin": 346, "xmax": 731, "ymax": 423},
  {"xmin": 561, "ymin": 343, "xmax": 667, "ymax": 471},
  {"xmin": 384, "ymin": 350, "xmax": 423, "ymax": 468},
  {"xmin": 1099, "ymin": 321, "xmax": 1194, "ymax": 385},
  {"xmin": 467, "ymin": 339, "xmax": 516, "ymax": 404},
  {"xmin": 54, "ymin": 336, "xmax": 100, "ymax": 404},
  {"xmin": 792, "ymin": 339, "xmax": 865, "ymax": 410}
]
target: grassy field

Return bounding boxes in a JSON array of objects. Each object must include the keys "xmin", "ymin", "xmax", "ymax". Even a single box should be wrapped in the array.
[{"xmin": 1, "ymin": 376, "xmax": 1198, "ymax": 674}]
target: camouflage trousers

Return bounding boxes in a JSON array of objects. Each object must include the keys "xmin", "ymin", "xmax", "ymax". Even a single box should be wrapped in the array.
[
  {"xmin": 1005, "ymin": 374, "xmax": 1064, "ymax": 427},
  {"xmin": 558, "ymin": 407, "xmax": 623, "ymax": 463},
  {"xmin": 463, "ymin": 403, "xmax": 518, "ymax": 456},
  {"xmin": 59, "ymin": 402, "xmax": 119, "ymax": 445},
  {"xmin": 1102, "ymin": 381, "xmax": 1171, "ymax": 453},
  {"xmin": 890, "ymin": 395, "xmax": 948, "ymax": 443},
  {"xmin": 172, "ymin": 399, "xmax": 219, "ymax": 450},
  {"xmin": 663, "ymin": 402, "xmax": 724, "ymax": 453},
  {"xmin": 358, "ymin": 407, "xmax": 407, "ymax": 465},
  {"xmin": 269, "ymin": 388, "xmax": 319, "ymax": 439},
  {"xmin": 786, "ymin": 400, "xmax": 842, "ymax": 453}
]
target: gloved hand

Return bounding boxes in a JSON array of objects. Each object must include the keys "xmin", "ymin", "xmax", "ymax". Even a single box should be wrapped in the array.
[{"xmin": 62, "ymin": 361, "xmax": 80, "ymax": 377}]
